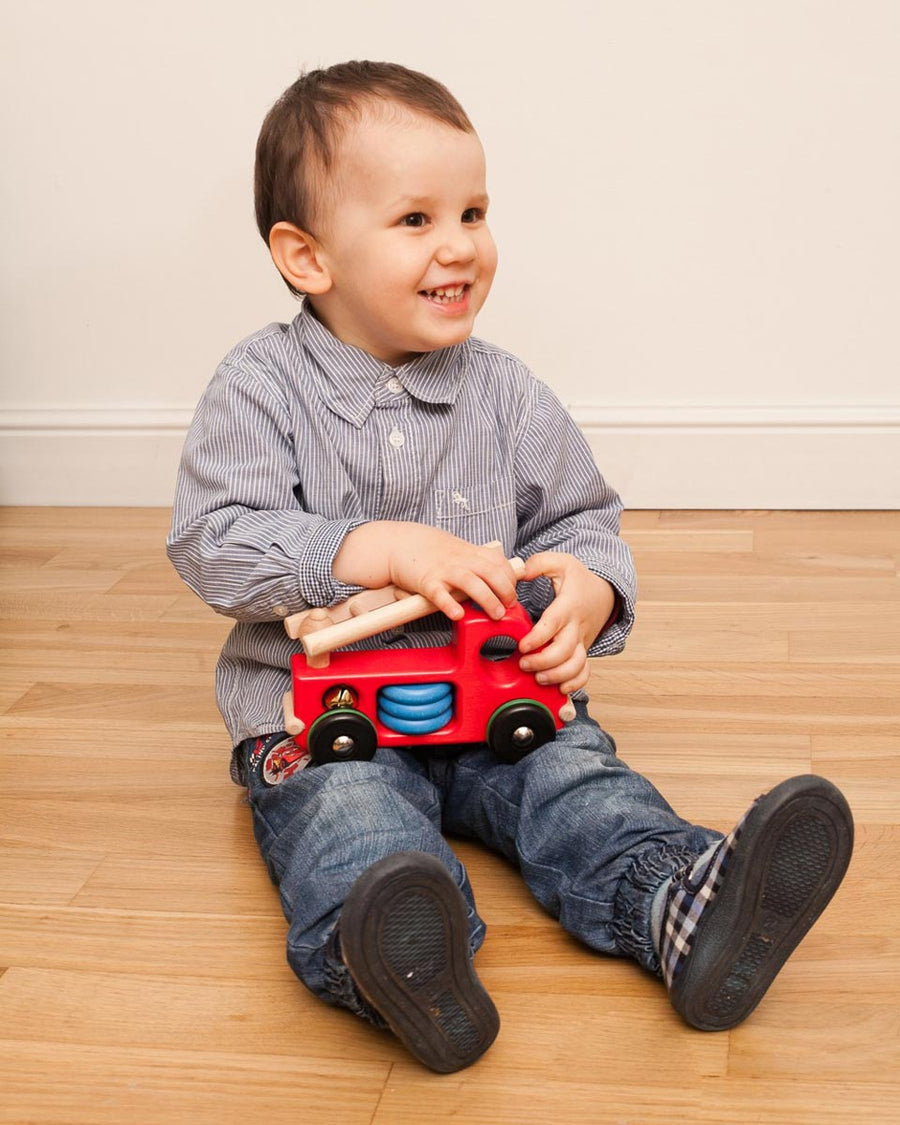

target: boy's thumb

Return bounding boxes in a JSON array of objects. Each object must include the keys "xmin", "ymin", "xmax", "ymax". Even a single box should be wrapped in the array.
[{"xmin": 522, "ymin": 551, "xmax": 558, "ymax": 582}]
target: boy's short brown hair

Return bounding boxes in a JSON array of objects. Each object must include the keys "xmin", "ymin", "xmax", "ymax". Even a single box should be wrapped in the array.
[{"xmin": 255, "ymin": 60, "xmax": 474, "ymax": 295}]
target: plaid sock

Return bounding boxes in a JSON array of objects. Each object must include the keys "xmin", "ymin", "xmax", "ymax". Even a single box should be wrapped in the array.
[{"xmin": 659, "ymin": 804, "xmax": 755, "ymax": 989}]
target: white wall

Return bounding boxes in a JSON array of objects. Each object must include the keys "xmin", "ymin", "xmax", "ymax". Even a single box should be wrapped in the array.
[{"xmin": 2, "ymin": 1, "xmax": 898, "ymax": 507}]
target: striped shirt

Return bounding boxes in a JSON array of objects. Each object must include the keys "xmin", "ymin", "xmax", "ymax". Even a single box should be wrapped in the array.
[{"xmin": 167, "ymin": 304, "xmax": 637, "ymax": 750}]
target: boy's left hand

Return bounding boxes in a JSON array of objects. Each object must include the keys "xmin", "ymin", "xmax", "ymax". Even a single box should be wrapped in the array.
[{"xmin": 518, "ymin": 552, "xmax": 617, "ymax": 695}]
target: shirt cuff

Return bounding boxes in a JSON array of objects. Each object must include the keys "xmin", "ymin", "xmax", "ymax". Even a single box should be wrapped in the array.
[
  {"xmin": 585, "ymin": 566, "xmax": 637, "ymax": 657},
  {"xmin": 297, "ymin": 518, "xmax": 368, "ymax": 608}
]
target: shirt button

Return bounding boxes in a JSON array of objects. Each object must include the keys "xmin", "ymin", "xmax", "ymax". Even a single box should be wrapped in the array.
[
  {"xmin": 387, "ymin": 376, "xmax": 403, "ymax": 394},
  {"xmin": 389, "ymin": 428, "xmax": 405, "ymax": 448}
]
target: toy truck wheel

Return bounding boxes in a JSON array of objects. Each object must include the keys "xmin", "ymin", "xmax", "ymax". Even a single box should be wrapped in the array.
[
  {"xmin": 308, "ymin": 710, "xmax": 377, "ymax": 764},
  {"xmin": 487, "ymin": 700, "xmax": 556, "ymax": 763}
]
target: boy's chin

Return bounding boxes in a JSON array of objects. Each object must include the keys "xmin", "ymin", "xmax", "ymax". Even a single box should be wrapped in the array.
[
  {"xmin": 371, "ymin": 318, "xmax": 477, "ymax": 363},
  {"xmin": 418, "ymin": 320, "xmax": 476, "ymax": 351}
]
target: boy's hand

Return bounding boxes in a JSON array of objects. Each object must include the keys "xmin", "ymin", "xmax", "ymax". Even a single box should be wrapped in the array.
[
  {"xmin": 334, "ymin": 522, "xmax": 519, "ymax": 623},
  {"xmin": 518, "ymin": 553, "xmax": 617, "ymax": 695}
]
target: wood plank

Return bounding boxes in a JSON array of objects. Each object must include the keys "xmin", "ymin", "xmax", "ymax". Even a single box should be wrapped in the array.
[
  {"xmin": 159, "ymin": 591, "xmax": 239, "ymax": 623},
  {"xmin": 655, "ymin": 510, "xmax": 897, "ymax": 532},
  {"xmin": 446, "ymin": 990, "xmax": 730, "ymax": 1083},
  {"xmin": 0, "ymin": 677, "xmax": 33, "ymax": 714},
  {"xmin": 614, "ymin": 619, "xmax": 788, "ymax": 662},
  {"xmin": 621, "ymin": 528, "xmax": 755, "ymax": 553},
  {"xmin": 789, "ymin": 627, "xmax": 900, "ymax": 663},
  {"xmin": 0, "ymin": 905, "xmax": 290, "ymax": 979},
  {"xmin": 108, "ymin": 562, "xmax": 195, "ymax": 597},
  {"xmin": 0, "ymin": 1039, "xmax": 387, "ymax": 1125},
  {"xmin": 0, "ymin": 967, "xmax": 387, "ymax": 1059},
  {"xmin": 43, "ymin": 546, "xmax": 175, "ymax": 572},
  {"xmin": 0, "ymin": 723, "xmax": 229, "ymax": 758},
  {"xmin": 633, "ymin": 601, "xmax": 900, "ymax": 632},
  {"xmin": 0, "ymin": 649, "xmax": 219, "ymax": 686},
  {"xmin": 0, "ymin": 566, "xmax": 128, "ymax": 594},
  {"xmin": 613, "ymin": 603, "xmax": 900, "ymax": 664},
  {"xmin": 619, "ymin": 510, "xmax": 662, "ymax": 528},
  {"xmin": 728, "ymin": 998, "xmax": 900, "ymax": 1081},
  {"xmin": 811, "ymin": 734, "xmax": 900, "ymax": 774},
  {"xmin": 0, "ymin": 795, "xmax": 250, "ymax": 860},
  {"xmin": 587, "ymin": 681, "xmax": 898, "ymax": 737},
  {"xmin": 0, "ymin": 844, "xmax": 105, "ymax": 906},
  {"xmin": 630, "ymin": 547, "xmax": 896, "ymax": 577},
  {"xmin": 639, "ymin": 574, "xmax": 900, "ymax": 601},
  {"xmin": 753, "ymin": 522, "xmax": 900, "ymax": 558},
  {"xmin": 0, "ymin": 591, "xmax": 182, "ymax": 622},
  {"xmin": 0, "ymin": 543, "xmax": 60, "ymax": 568},
  {"xmin": 371, "ymin": 1073, "xmax": 898, "ymax": 1125},
  {"xmin": 590, "ymin": 661, "xmax": 900, "ymax": 698},
  {"xmin": 0, "ymin": 507, "xmax": 172, "ymax": 531},
  {"xmin": 0, "ymin": 617, "xmax": 232, "ymax": 652},
  {"xmin": 3, "ymin": 681, "xmax": 225, "ymax": 724},
  {"xmin": 71, "ymin": 853, "xmax": 280, "ymax": 915}
]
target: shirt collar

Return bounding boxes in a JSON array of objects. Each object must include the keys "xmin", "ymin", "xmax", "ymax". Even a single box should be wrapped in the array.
[{"xmin": 293, "ymin": 303, "xmax": 468, "ymax": 427}]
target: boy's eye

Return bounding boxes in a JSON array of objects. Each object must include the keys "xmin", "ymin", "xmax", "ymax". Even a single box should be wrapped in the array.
[
  {"xmin": 462, "ymin": 207, "xmax": 485, "ymax": 224},
  {"xmin": 400, "ymin": 212, "xmax": 428, "ymax": 228}
]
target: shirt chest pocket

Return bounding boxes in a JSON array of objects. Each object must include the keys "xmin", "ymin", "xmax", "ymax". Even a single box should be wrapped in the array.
[{"xmin": 432, "ymin": 482, "xmax": 516, "ymax": 547}]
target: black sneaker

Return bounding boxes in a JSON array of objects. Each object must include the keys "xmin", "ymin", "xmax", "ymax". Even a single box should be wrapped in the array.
[
  {"xmin": 339, "ymin": 851, "xmax": 500, "ymax": 1072},
  {"xmin": 660, "ymin": 774, "xmax": 854, "ymax": 1030}
]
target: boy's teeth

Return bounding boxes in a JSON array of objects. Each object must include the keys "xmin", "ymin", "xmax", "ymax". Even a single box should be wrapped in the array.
[{"xmin": 423, "ymin": 285, "xmax": 466, "ymax": 302}]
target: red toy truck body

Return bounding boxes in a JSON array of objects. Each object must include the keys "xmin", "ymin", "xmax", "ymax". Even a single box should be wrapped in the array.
[{"xmin": 285, "ymin": 600, "xmax": 571, "ymax": 766}]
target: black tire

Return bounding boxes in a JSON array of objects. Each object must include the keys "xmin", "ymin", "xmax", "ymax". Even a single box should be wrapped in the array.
[
  {"xmin": 487, "ymin": 700, "xmax": 556, "ymax": 763},
  {"xmin": 308, "ymin": 709, "xmax": 378, "ymax": 764}
]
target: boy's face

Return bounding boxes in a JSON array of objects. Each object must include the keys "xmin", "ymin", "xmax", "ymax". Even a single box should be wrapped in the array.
[{"xmin": 308, "ymin": 106, "xmax": 498, "ymax": 365}]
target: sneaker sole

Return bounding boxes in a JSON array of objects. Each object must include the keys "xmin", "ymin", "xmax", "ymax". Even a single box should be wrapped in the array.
[
  {"xmin": 669, "ymin": 774, "xmax": 854, "ymax": 1031},
  {"xmin": 339, "ymin": 851, "xmax": 500, "ymax": 1073}
]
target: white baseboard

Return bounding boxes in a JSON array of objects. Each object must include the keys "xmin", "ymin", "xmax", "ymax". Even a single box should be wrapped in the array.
[
  {"xmin": 1, "ymin": 404, "xmax": 898, "ymax": 508},
  {"xmin": 1, "ymin": 408, "xmax": 193, "ymax": 507},
  {"xmin": 573, "ymin": 403, "xmax": 900, "ymax": 509}
]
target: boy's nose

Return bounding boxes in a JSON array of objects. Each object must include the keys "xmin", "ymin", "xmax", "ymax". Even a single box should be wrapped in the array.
[{"xmin": 435, "ymin": 226, "xmax": 477, "ymax": 266}]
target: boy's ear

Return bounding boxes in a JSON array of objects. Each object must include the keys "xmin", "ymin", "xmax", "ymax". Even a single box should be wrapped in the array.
[{"xmin": 268, "ymin": 222, "xmax": 332, "ymax": 295}]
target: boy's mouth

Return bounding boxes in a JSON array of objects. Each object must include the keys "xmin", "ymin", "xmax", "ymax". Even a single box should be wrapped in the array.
[{"xmin": 419, "ymin": 283, "xmax": 470, "ymax": 305}]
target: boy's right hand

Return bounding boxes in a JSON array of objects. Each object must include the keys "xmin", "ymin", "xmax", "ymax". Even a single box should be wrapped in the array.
[{"xmin": 333, "ymin": 522, "xmax": 518, "ymax": 622}]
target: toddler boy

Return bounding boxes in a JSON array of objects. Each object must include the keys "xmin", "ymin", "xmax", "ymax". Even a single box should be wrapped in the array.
[{"xmin": 167, "ymin": 61, "xmax": 853, "ymax": 1073}]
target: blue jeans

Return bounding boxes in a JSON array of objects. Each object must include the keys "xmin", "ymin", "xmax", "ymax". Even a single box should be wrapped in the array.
[{"xmin": 242, "ymin": 703, "xmax": 721, "ymax": 1019}]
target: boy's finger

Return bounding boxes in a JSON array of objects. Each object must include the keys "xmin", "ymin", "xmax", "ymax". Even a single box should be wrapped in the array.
[
  {"xmin": 421, "ymin": 583, "xmax": 466, "ymax": 621},
  {"xmin": 522, "ymin": 551, "xmax": 569, "ymax": 584},
  {"xmin": 523, "ymin": 637, "xmax": 573, "ymax": 674},
  {"xmin": 533, "ymin": 646, "xmax": 588, "ymax": 690},
  {"xmin": 521, "ymin": 621, "xmax": 579, "ymax": 669},
  {"xmin": 559, "ymin": 664, "xmax": 590, "ymax": 695},
  {"xmin": 519, "ymin": 615, "xmax": 557, "ymax": 654},
  {"xmin": 521, "ymin": 552, "xmax": 555, "ymax": 582},
  {"xmin": 478, "ymin": 556, "xmax": 519, "ymax": 604},
  {"xmin": 456, "ymin": 574, "xmax": 508, "ymax": 620}
]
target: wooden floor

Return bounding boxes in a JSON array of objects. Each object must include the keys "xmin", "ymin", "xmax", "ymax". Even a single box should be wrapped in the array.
[{"xmin": 1, "ymin": 508, "xmax": 898, "ymax": 1124}]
